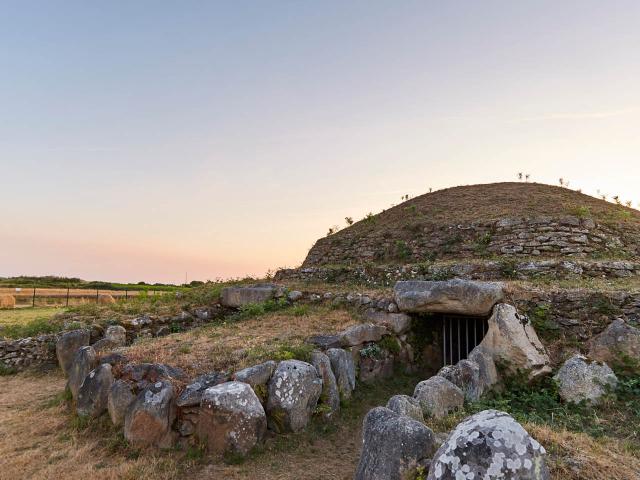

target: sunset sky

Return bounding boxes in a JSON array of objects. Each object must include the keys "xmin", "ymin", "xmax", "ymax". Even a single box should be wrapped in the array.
[{"xmin": 1, "ymin": 1, "xmax": 639, "ymax": 283}]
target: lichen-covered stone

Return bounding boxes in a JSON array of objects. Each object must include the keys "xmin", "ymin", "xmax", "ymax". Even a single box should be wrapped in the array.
[
  {"xmin": 266, "ymin": 360, "xmax": 322, "ymax": 433},
  {"xmin": 56, "ymin": 329, "xmax": 90, "ymax": 376},
  {"xmin": 176, "ymin": 372, "xmax": 228, "ymax": 407},
  {"xmin": 394, "ymin": 279, "xmax": 504, "ymax": 316},
  {"xmin": 310, "ymin": 351, "xmax": 340, "ymax": 419},
  {"xmin": 354, "ymin": 406, "xmax": 436, "ymax": 480},
  {"xmin": 385, "ymin": 394, "xmax": 424, "ymax": 422},
  {"xmin": 197, "ymin": 381, "xmax": 267, "ymax": 456},
  {"xmin": 363, "ymin": 309, "xmax": 411, "ymax": 334},
  {"xmin": 77, "ymin": 363, "xmax": 114, "ymax": 418},
  {"xmin": 326, "ymin": 348, "xmax": 356, "ymax": 400},
  {"xmin": 414, "ymin": 376, "xmax": 464, "ymax": 418},
  {"xmin": 479, "ymin": 304, "xmax": 551, "ymax": 379},
  {"xmin": 124, "ymin": 380, "xmax": 176, "ymax": 448},
  {"xmin": 108, "ymin": 379, "xmax": 135, "ymax": 426},
  {"xmin": 589, "ymin": 319, "xmax": 640, "ymax": 364},
  {"xmin": 68, "ymin": 346, "xmax": 97, "ymax": 401},
  {"xmin": 233, "ymin": 361, "xmax": 277, "ymax": 388},
  {"xmin": 339, "ymin": 323, "xmax": 387, "ymax": 347},
  {"xmin": 468, "ymin": 344, "xmax": 499, "ymax": 393},
  {"xmin": 437, "ymin": 359, "xmax": 483, "ymax": 401},
  {"xmin": 554, "ymin": 354, "xmax": 618, "ymax": 405},
  {"xmin": 427, "ymin": 409, "xmax": 550, "ymax": 480},
  {"xmin": 359, "ymin": 356, "xmax": 394, "ymax": 383}
]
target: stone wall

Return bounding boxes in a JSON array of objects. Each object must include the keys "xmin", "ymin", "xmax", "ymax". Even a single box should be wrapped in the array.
[
  {"xmin": 0, "ymin": 334, "xmax": 58, "ymax": 370},
  {"xmin": 276, "ymin": 259, "xmax": 640, "ymax": 286},
  {"xmin": 303, "ymin": 215, "xmax": 640, "ymax": 267}
]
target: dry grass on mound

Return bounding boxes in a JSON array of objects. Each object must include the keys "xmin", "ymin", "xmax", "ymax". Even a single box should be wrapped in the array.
[
  {"xmin": 123, "ymin": 305, "xmax": 360, "ymax": 376},
  {"xmin": 526, "ymin": 423, "xmax": 640, "ymax": 480}
]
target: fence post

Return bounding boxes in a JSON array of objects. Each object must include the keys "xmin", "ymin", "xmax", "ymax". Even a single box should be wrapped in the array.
[
  {"xmin": 32, "ymin": 286, "xmax": 36, "ymax": 307},
  {"xmin": 66, "ymin": 285, "xmax": 70, "ymax": 307},
  {"xmin": 96, "ymin": 289, "xmax": 99, "ymax": 303},
  {"xmin": 125, "ymin": 290, "xmax": 128, "ymax": 301}
]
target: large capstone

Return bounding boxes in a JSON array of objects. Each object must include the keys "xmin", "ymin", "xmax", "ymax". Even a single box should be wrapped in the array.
[
  {"xmin": 76, "ymin": 363, "xmax": 114, "ymax": 418},
  {"xmin": 197, "ymin": 381, "xmax": 267, "ymax": 456},
  {"xmin": 478, "ymin": 303, "xmax": 551, "ymax": 379},
  {"xmin": 589, "ymin": 319, "xmax": 640, "ymax": 365},
  {"xmin": 220, "ymin": 284, "xmax": 280, "ymax": 308},
  {"xmin": 124, "ymin": 380, "xmax": 176, "ymax": 448},
  {"xmin": 413, "ymin": 376, "xmax": 464, "ymax": 418},
  {"xmin": 310, "ymin": 351, "xmax": 340, "ymax": 419},
  {"xmin": 326, "ymin": 348, "xmax": 356, "ymax": 400},
  {"xmin": 394, "ymin": 279, "xmax": 504, "ymax": 316},
  {"xmin": 554, "ymin": 354, "xmax": 618, "ymax": 405},
  {"xmin": 427, "ymin": 410, "xmax": 550, "ymax": 480},
  {"xmin": 56, "ymin": 329, "xmax": 90, "ymax": 376},
  {"xmin": 354, "ymin": 406, "xmax": 437, "ymax": 480},
  {"xmin": 266, "ymin": 360, "xmax": 322, "ymax": 433},
  {"xmin": 68, "ymin": 346, "xmax": 98, "ymax": 401}
]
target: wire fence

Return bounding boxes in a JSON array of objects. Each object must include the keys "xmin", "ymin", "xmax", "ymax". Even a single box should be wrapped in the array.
[{"xmin": 0, "ymin": 287, "xmax": 173, "ymax": 309}]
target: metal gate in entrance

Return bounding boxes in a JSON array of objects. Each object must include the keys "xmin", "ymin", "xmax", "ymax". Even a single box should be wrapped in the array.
[{"xmin": 441, "ymin": 314, "xmax": 488, "ymax": 366}]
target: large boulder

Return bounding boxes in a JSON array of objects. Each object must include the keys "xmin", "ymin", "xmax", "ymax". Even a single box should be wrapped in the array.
[
  {"xmin": 68, "ymin": 346, "xmax": 98, "ymax": 401},
  {"xmin": 197, "ymin": 381, "xmax": 267, "ymax": 456},
  {"xmin": 76, "ymin": 363, "xmax": 114, "ymax": 418},
  {"xmin": 394, "ymin": 279, "xmax": 504, "ymax": 316},
  {"xmin": 108, "ymin": 379, "xmax": 136, "ymax": 426},
  {"xmin": 413, "ymin": 376, "xmax": 464, "ymax": 418},
  {"xmin": 363, "ymin": 309, "xmax": 412, "ymax": 334},
  {"xmin": 266, "ymin": 360, "xmax": 322, "ymax": 433},
  {"xmin": 124, "ymin": 380, "xmax": 176, "ymax": 448},
  {"xmin": 437, "ymin": 359, "xmax": 483, "ymax": 401},
  {"xmin": 385, "ymin": 394, "xmax": 424, "ymax": 422},
  {"xmin": 339, "ymin": 323, "xmax": 387, "ymax": 347},
  {"xmin": 326, "ymin": 348, "xmax": 356, "ymax": 400},
  {"xmin": 427, "ymin": 410, "xmax": 550, "ymax": 480},
  {"xmin": 220, "ymin": 284, "xmax": 280, "ymax": 308},
  {"xmin": 354, "ymin": 407, "xmax": 437, "ymax": 480},
  {"xmin": 554, "ymin": 354, "xmax": 618, "ymax": 405},
  {"xmin": 478, "ymin": 304, "xmax": 551, "ymax": 379},
  {"xmin": 589, "ymin": 319, "xmax": 640, "ymax": 365},
  {"xmin": 310, "ymin": 351, "xmax": 340, "ymax": 418},
  {"xmin": 56, "ymin": 329, "xmax": 90, "ymax": 376}
]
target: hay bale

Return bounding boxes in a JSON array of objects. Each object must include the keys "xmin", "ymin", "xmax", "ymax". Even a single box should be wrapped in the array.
[
  {"xmin": 98, "ymin": 294, "xmax": 116, "ymax": 305},
  {"xmin": 0, "ymin": 294, "xmax": 16, "ymax": 309}
]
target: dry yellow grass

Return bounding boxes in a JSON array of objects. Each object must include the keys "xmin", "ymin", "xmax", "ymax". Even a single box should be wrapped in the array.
[
  {"xmin": 0, "ymin": 371, "xmax": 188, "ymax": 480},
  {"xmin": 124, "ymin": 305, "xmax": 359, "ymax": 376},
  {"xmin": 525, "ymin": 423, "xmax": 640, "ymax": 480}
]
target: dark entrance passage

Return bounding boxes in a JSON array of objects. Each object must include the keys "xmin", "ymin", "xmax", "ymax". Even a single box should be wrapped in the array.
[
  {"xmin": 411, "ymin": 313, "xmax": 489, "ymax": 373},
  {"xmin": 441, "ymin": 314, "xmax": 489, "ymax": 365}
]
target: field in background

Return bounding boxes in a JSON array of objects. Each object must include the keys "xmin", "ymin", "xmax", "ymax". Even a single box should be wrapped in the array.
[
  {"xmin": 0, "ymin": 307, "xmax": 63, "ymax": 327},
  {"xmin": 0, "ymin": 287, "xmax": 168, "ymax": 308}
]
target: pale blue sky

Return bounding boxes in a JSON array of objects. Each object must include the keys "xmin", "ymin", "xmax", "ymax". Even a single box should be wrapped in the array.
[{"xmin": 1, "ymin": 1, "xmax": 639, "ymax": 282}]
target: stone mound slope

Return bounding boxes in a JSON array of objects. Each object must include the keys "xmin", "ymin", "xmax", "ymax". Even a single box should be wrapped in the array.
[{"xmin": 303, "ymin": 182, "xmax": 640, "ymax": 267}]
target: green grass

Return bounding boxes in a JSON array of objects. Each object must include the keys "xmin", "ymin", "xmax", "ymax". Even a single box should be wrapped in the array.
[
  {"xmin": 432, "ymin": 364, "xmax": 640, "ymax": 450},
  {"xmin": 0, "ymin": 307, "xmax": 65, "ymax": 339}
]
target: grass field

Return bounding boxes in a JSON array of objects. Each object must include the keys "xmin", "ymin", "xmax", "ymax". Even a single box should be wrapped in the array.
[{"xmin": 0, "ymin": 307, "xmax": 63, "ymax": 327}]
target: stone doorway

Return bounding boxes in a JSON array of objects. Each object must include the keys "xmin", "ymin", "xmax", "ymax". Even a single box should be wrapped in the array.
[{"xmin": 411, "ymin": 313, "xmax": 489, "ymax": 373}]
